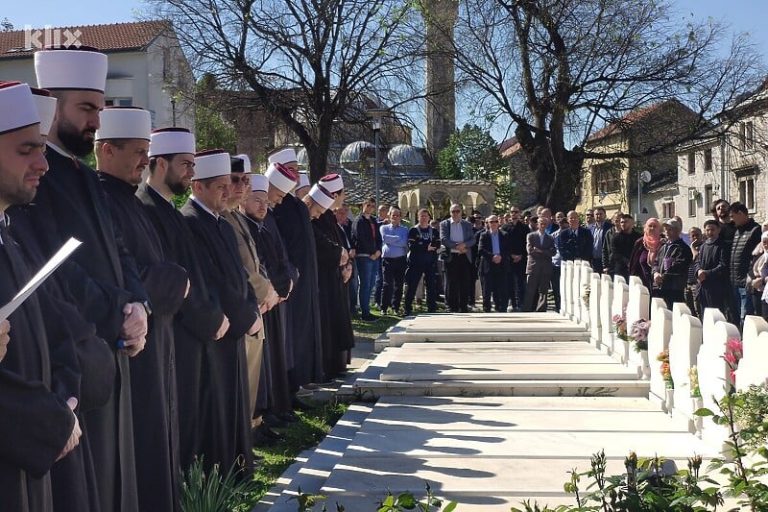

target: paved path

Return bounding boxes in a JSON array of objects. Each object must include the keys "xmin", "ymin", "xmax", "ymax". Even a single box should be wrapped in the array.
[{"xmin": 265, "ymin": 313, "xmax": 720, "ymax": 511}]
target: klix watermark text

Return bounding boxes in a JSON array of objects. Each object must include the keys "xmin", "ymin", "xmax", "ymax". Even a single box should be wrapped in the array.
[{"xmin": 24, "ymin": 26, "xmax": 82, "ymax": 49}]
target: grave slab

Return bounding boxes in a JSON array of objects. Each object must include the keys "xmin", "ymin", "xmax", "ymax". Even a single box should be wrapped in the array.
[{"xmin": 380, "ymin": 362, "xmax": 639, "ymax": 382}]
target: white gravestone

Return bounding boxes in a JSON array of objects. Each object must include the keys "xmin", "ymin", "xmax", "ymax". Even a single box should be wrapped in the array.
[
  {"xmin": 626, "ymin": 280, "xmax": 651, "ymax": 374},
  {"xmin": 737, "ymin": 316, "xmax": 768, "ymax": 390},
  {"xmin": 648, "ymin": 303, "xmax": 673, "ymax": 403},
  {"xmin": 559, "ymin": 261, "xmax": 567, "ymax": 316},
  {"xmin": 589, "ymin": 272, "xmax": 601, "ymax": 346},
  {"xmin": 669, "ymin": 312, "xmax": 702, "ymax": 427},
  {"xmin": 611, "ymin": 276, "xmax": 629, "ymax": 364},
  {"xmin": 563, "ymin": 261, "xmax": 573, "ymax": 318},
  {"xmin": 579, "ymin": 262, "xmax": 592, "ymax": 328},
  {"xmin": 572, "ymin": 261, "xmax": 583, "ymax": 324},
  {"xmin": 698, "ymin": 319, "xmax": 739, "ymax": 450},
  {"xmin": 600, "ymin": 274, "xmax": 614, "ymax": 354}
]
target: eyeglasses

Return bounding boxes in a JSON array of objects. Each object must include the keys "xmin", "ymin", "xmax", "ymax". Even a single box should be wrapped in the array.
[
  {"xmin": 489, "ymin": 220, "xmax": 499, "ymax": 223},
  {"xmin": 231, "ymin": 175, "xmax": 250, "ymax": 185}
]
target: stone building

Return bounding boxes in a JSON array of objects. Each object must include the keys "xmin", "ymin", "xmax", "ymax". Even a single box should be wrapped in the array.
[
  {"xmin": 499, "ymin": 136, "xmax": 538, "ymax": 209},
  {"xmin": 397, "ymin": 179, "xmax": 495, "ymax": 220},
  {"xmin": 576, "ymin": 100, "xmax": 700, "ymax": 221},
  {"xmin": 674, "ymin": 81, "xmax": 768, "ymax": 227},
  {"xmin": 0, "ymin": 21, "xmax": 195, "ymax": 130}
]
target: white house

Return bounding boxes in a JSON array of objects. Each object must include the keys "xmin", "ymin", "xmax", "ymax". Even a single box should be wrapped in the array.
[
  {"xmin": 0, "ymin": 20, "xmax": 194, "ymax": 131},
  {"xmin": 675, "ymin": 80, "xmax": 768, "ymax": 228}
]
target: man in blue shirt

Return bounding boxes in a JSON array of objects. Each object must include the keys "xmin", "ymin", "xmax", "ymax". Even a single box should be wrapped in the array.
[{"xmin": 380, "ymin": 207, "xmax": 410, "ymax": 315}]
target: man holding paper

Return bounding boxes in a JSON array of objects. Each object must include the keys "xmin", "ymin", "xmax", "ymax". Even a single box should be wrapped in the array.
[
  {"xmin": 0, "ymin": 81, "xmax": 81, "ymax": 512},
  {"xmin": 8, "ymin": 47, "xmax": 149, "ymax": 512}
]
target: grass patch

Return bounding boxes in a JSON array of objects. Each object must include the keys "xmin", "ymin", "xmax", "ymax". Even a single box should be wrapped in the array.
[
  {"xmin": 352, "ymin": 303, "xmax": 447, "ymax": 337},
  {"xmin": 246, "ymin": 400, "xmax": 349, "ymax": 506}
]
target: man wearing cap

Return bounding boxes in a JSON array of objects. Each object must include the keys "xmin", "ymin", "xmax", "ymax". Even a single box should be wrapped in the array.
[
  {"xmin": 181, "ymin": 149, "xmax": 260, "ymax": 475},
  {"xmin": 220, "ymin": 157, "xmax": 288, "ymax": 437},
  {"xmin": 0, "ymin": 80, "xmax": 82, "ymax": 512},
  {"xmin": 270, "ymin": 149, "xmax": 324, "ymax": 390},
  {"xmin": 15, "ymin": 47, "xmax": 150, "ymax": 512},
  {"xmin": 652, "ymin": 218, "xmax": 693, "ymax": 310},
  {"xmin": 136, "ymin": 127, "xmax": 232, "ymax": 470},
  {"xmin": 306, "ymin": 176, "xmax": 356, "ymax": 378},
  {"xmin": 95, "ymin": 107, "xmax": 189, "ymax": 512},
  {"xmin": 241, "ymin": 174, "xmax": 297, "ymax": 427}
]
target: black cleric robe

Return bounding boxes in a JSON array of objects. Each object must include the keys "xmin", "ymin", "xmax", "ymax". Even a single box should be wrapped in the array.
[
  {"xmin": 312, "ymin": 210, "xmax": 355, "ymax": 379},
  {"xmin": 244, "ymin": 214, "xmax": 294, "ymax": 414},
  {"xmin": 99, "ymin": 173, "xmax": 188, "ymax": 512},
  {"xmin": 135, "ymin": 183, "xmax": 226, "ymax": 471},
  {"xmin": 272, "ymin": 194, "xmax": 324, "ymax": 386},
  {"xmin": 0, "ymin": 223, "xmax": 75, "ymax": 512},
  {"xmin": 10, "ymin": 214, "xmax": 117, "ymax": 512},
  {"xmin": 8, "ymin": 146, "xmax": 146, "ymax": 512},
  {"xmin": 180, "ymin": 198, "xmax": 256, "ymax": 476}
]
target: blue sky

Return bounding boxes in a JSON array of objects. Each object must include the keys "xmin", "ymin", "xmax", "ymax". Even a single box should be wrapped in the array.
[{"xmin": 4, "ymin": 0, "xmax": 767, "ymax": 142}]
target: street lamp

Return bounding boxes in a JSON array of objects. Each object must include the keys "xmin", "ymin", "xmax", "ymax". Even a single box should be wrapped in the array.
[{"xmin": 366, "ymin": 108, "xmax": 388, "ymax": 205}]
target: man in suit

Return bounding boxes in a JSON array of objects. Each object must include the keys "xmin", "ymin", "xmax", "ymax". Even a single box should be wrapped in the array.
[
  {"xmin": 478, "ymin": 215, "xmax": 511, "ymax": 312},
  {"xmin": 525, "ymin": 212, "xmax": 557, "ymax": 312},
  {"xmin": 590, "ymin": 207, "xmax": 613, "ymax": 274},
  {"xmin": 502, "ymin": 206, "xmax": 529, "ymax": 311},
  {"xmin": 440, "ymin": 204, "xmax": 476, "ymax": 312},
  {"xmin": 558, "ymin": 210, "xmax": 594, "ymax": 263}
]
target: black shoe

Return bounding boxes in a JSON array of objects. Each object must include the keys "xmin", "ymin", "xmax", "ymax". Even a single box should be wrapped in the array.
[
  {"xmin": 361, "ymin": 314, "xmax": 377, "ymax": 321},
  {"xmin": 292, "ymin": 396, "xmax": 316, "ymax": 411},
  {"xmin": 263, "ymin": 412, "xmax": 288, "ymax": 428},
  {"xmin": 278, "ymin": 411, "xmax": 300, "ymax": 423},
  {"xmin": 252, "ymin": 427, "xmax": 277, "ymax": 446},
  {"xmin": 258, "ymin": 424, "xmax": 284, "ymax": 441}
]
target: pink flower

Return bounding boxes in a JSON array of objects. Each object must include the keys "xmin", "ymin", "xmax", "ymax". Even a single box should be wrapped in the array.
[
  {"xmin": 724, "ymin": 352, "xmax": 737, "ymax": 365},
  {"xmin": 730, "ymin": 369, "xmax": 737, "ymax": 384},
  {"xmin": 726, "ymin": 338, "xmax": 743, "ymax": 356}
]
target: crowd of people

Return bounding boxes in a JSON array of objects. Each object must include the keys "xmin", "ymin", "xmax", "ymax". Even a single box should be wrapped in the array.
[
  {"xmin": 3, "ymin": 45, "xmax": 768, "ymax": 512},
  {"xmin": 0, "ymin": 47, "xmax": 356, "ymax": 512}
]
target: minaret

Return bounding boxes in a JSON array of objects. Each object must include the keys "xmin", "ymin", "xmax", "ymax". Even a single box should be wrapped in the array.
[{"xmin": 423, "ymin": 0, "xmax": 458, "ymax": 160}]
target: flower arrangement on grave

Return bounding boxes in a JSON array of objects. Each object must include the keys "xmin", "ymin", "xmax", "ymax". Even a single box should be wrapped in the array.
[
  {"xmin": 689, "ymin": 366, "xmax": 701, "ymax": 398},
  {"xmin": 723, "ymin": 337, "xmax": 743, "ymax": 387},
  {"xmin": 657, "ymin": 350, "xmax": 673, "ymax": 388},
  {"xmin": 630, "ymin": 318, "xmax": 650, "ymax": 352},
  {"xmin": 612, "ymin": 312, "xmax": 628, "ymax": 340}
]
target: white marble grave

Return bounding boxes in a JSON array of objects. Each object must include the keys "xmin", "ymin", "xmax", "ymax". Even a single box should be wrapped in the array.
[
  {"xmin": 738, "ymin": 316, "xmax": 768, "ymax": 390},
  {"xmin": 599, "ymin": 274, "xmax": 614, "ymax": 354}
]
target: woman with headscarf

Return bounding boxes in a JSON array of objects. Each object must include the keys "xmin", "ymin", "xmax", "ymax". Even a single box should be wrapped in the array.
[
  {"xmin": 629, "ymin": 218, "xmax": 662, "ymax": 290},
  {"xmin": 750, "ymin": 231, "xmax": 768, "ymax": 320}
]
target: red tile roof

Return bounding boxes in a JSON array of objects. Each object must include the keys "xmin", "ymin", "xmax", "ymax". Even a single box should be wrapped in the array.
[
  {"xmin": 499, "ymin": 136, "xmax": 522, "ymax": 157},
  {"xmin": 587, "ymin": 100, "xmax": 679, "ymax": 143},
  {"xmin": 0, "ymin": 20, "xmax": 170, "ymax": 60}
]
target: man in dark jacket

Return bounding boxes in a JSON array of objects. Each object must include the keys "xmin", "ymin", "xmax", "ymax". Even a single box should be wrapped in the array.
[
  {"xmin": 403, "ymin": 208, "xmax": 440, "ymax": 316},
  {"xmin": 558, "ymin": 211, "xmax": 594, "ymax": 263},
  {"xmin": 502, "ymin": 206, "xmax": 529, "ymax": 311},
  {"xmin": 729, "ymin": 201, "xmax": 762, "ymax": 325},
  {"xmin": 695, "ymin": 220, "xmax": 731, "ymax": 320},
  {"xmin": 478, "ymin": 215, "xmax": 511, "ymax": 312},
  {"xmin": 609, "ymin": 214, "xmax": 641, "ymax": 281},
  {"xmin": 589, "ymin": 207, "xmax": 612, "ymax": 274},
  {"xmin": 351, "ymin": 198, "xmax": 383, "ymax": 321},
  {"xmin": 652, "ymin": 218, "xmax": 693, "ymax": 309},
  {"xmin": 601, "ymin": 211, "xmax": 622, "ymax": 275}
]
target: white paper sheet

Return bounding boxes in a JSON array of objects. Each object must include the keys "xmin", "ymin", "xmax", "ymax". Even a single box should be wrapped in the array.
[{"xmin": 0, "ymin": 237, "xmax": 82, "ymax": 321}]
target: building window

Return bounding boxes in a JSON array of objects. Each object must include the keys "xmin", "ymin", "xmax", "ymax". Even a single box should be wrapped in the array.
[
  {"xmin": 593, "ymin": 162, "xmax": 622, "ymax": 196},
  {"xmin": 105, "ymin": 97, "xmax": 133, "ymax": 107},
  {"xmin": 746, "ymin": 121, "xmax": 754, "ymax": 149},
  {"xmin": 688, "ymin": 189, "xmax": 697, "ymax": 217},
  {"xmin": 739, "ymin": 177, "xmax": 755, "ymax": 210},
  {"xmin": 704, "ymin": 149, "xmax": 712, "ymax": 172},
  {"xmin": 662, "ymin": 201, "xmax": 675, "ymax": 219},
  {"xmin": 704, "ymin": 185, "xmax": 713, "ymax": 214},
  {"xmin": 687, "ymin": 152, "xmax": 695, "ymax": 174}
]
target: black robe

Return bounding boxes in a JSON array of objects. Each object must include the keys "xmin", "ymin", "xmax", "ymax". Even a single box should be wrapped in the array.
[
  {"xmin": 272, "ymin": 195, "xmax": 324, "ymax": 385},
  {"xmin": 9, "ymin": 147, "xmax": 146, "ymax": 512},
  {"xmin": 10, "ymin": 212, "xmax": 117, "ymax": 512},
  {"xmin": 312, "ymin": 211, "xmax": 355, "ymax": 379},
  {"xmin": 244, "ymin": 214, "xmax": 293, "ymax": 414},
  {"xmin": 0, "ymin": 224, "xmax": 75, "ymax": 512},
  {"xmin": 180, "ymin": 199, "xmax": 256, "ymax": 476},
  {"xmin": 694, "ymin": 237, "xmax": 731, "ymax": 317},
  {"xmin": 135, "ymin": 183, "xmax": 226, "ymax": 471},
  {"xmin": 100, "ymin": 173, "xmax": 188, "ymax": 512}
]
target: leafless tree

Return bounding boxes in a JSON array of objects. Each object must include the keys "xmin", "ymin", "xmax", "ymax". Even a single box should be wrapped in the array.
[
  {"xmin": 151, "ymin": 0, "xmax": 425, "ymax": 181},
  {"xmin": 453, "ymin": 0, "xmax": 765, "ymax": 208}
]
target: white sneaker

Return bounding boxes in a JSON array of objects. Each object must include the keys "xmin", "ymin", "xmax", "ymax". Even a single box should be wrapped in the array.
[{"xmin": 506, "ymin": 306, "xmax": 514, "ymax": 313}]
